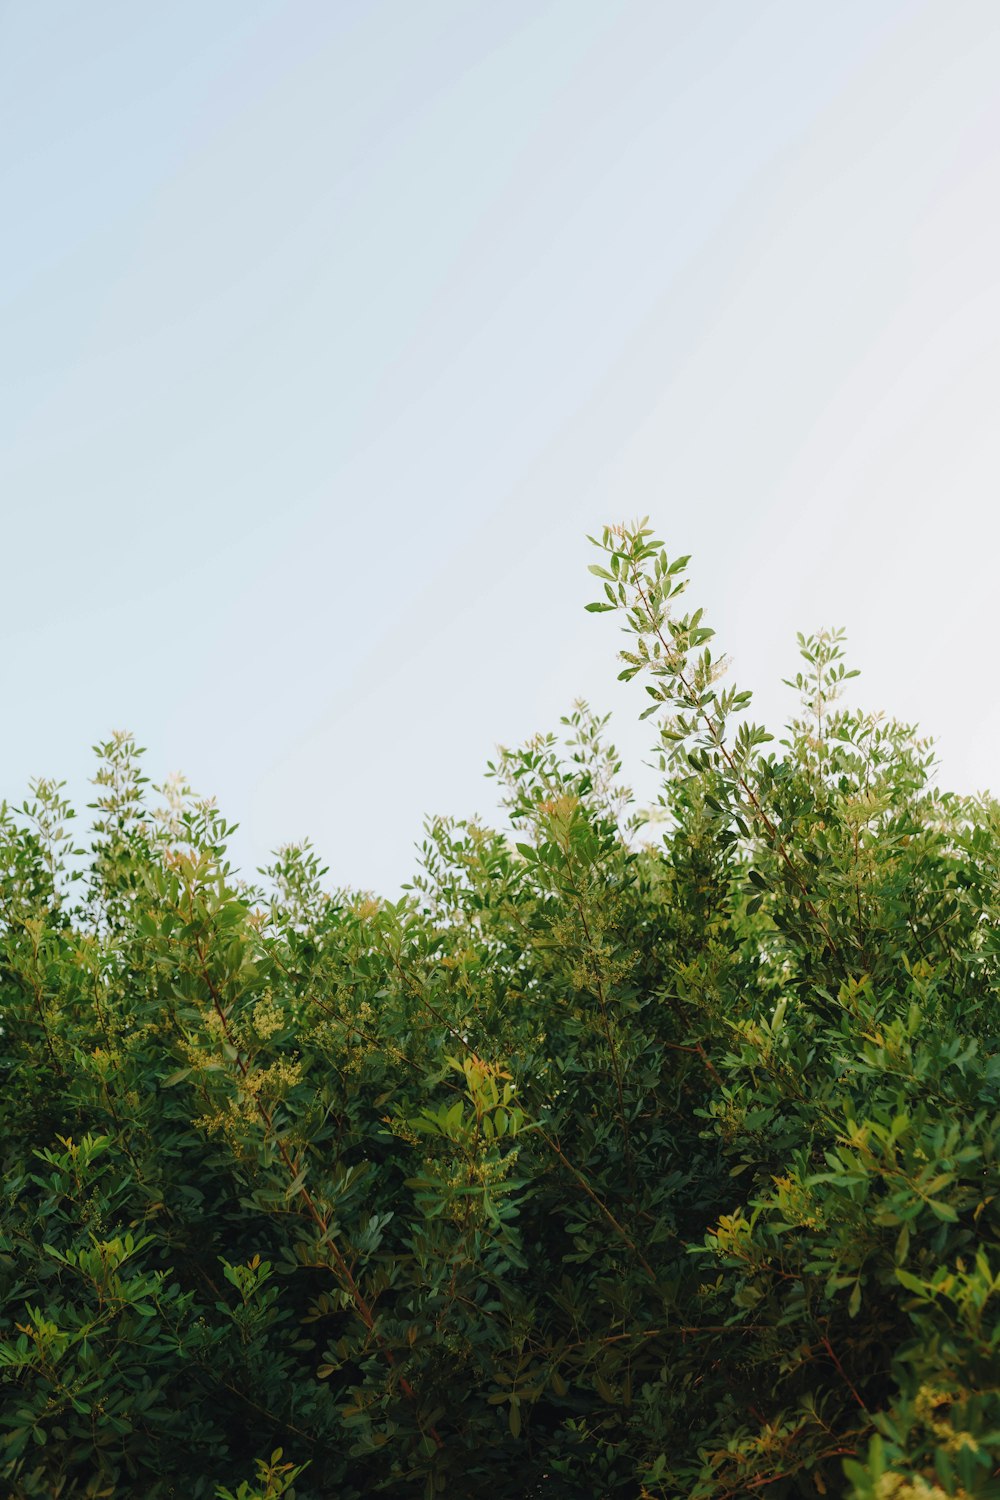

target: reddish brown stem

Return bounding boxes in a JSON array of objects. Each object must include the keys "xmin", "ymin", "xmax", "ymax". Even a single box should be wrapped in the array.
[{"xmin": 821, "ymin": 1333, "xmax": 868, "ymax": 1412}]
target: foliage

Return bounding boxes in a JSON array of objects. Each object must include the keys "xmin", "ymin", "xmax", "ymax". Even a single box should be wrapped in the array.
[{"xmin": 2, "ymin": 521, "xmax": 1000, "ymax": 1498}]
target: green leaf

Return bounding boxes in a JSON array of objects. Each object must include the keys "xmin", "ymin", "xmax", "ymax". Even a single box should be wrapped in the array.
[{"xmin": 161, "ymin": 1067, "xmax": 192, "ymax": 1087}]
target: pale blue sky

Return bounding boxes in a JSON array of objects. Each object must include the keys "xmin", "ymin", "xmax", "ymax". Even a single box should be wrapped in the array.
[{"xmin": 3, "ymin": 1, "xmax": 1000, "ymax": 892}]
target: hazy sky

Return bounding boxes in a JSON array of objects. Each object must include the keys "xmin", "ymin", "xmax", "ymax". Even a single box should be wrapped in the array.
[{"xmin": 3, "ymin": 1, "xmax": 1000, "ymax": 892}]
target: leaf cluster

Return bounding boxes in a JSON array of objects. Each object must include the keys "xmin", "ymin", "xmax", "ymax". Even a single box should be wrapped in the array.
[{"xmin": 1, "ymin": 525, "xmax": 999, "ymax": 1498}]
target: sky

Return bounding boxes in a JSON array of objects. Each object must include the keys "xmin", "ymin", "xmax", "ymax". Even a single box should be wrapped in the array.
[{"xmin": 3, "ymin": 0, "xmax": 1000, "ymax": 894}]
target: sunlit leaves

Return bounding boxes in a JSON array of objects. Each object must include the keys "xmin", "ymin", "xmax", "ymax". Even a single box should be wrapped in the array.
[{"xmin": 0, "ymin": 526, "xmax": 998, "ymax": 1498}]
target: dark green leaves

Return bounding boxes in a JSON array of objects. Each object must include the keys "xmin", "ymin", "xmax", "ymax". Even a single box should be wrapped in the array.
[{"xmin": 1, "ymin": 524, "xmax": 998, "ymax": 1500}]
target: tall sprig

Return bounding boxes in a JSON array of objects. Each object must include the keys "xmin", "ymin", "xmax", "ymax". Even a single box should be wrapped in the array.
[{"xmin": 588, "ymin": 519, "xmax": 842, "ymax": 961}]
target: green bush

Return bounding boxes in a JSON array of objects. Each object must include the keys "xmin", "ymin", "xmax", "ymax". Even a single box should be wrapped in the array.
[{"xmin": 2, "ymin": 521, "xmax": 999, "ymax": 1498}]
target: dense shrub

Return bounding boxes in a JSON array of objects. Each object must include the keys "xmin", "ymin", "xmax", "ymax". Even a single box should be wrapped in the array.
[{"xmin": 2, "ymin": 522, "xmax": 1000, "ymax": 1498}]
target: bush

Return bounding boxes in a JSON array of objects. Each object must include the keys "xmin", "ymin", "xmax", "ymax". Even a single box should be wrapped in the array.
[{"xmin": 2, "ymin": 521, "xmax": 999, "ymax": 1498}]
